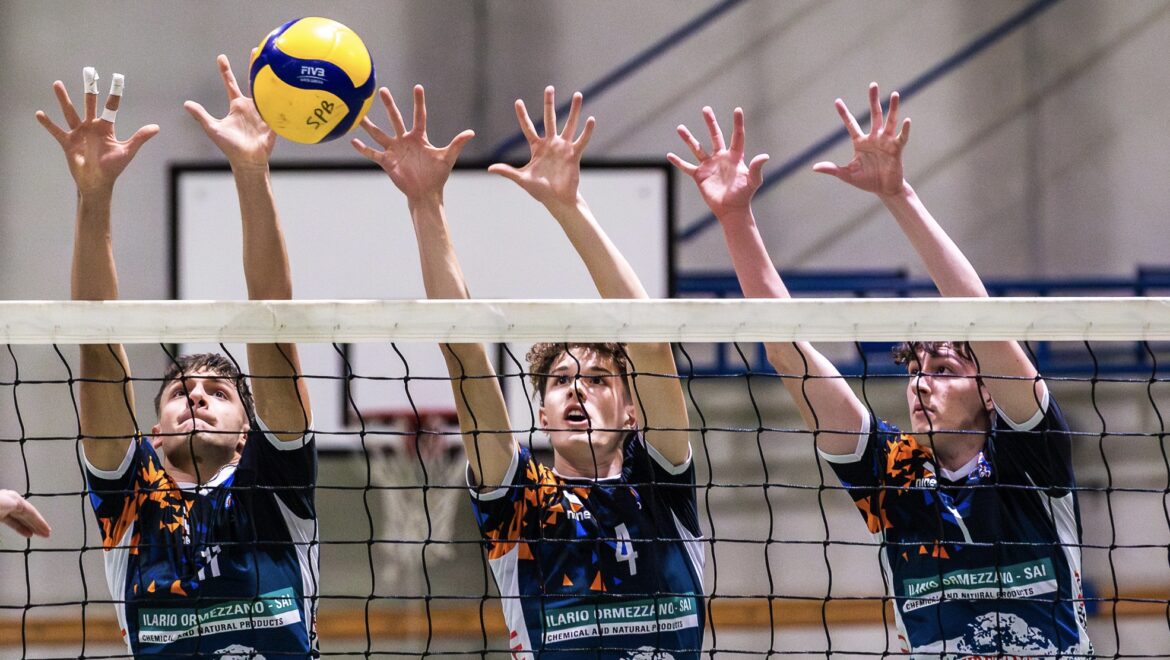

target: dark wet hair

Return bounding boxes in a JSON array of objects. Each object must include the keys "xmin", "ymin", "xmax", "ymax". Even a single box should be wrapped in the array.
[
  {"xmin": 891, "ymin": 341, "xmax": 977, "ymax": 367},
  {"xmin": 525, "ymin": 343, "xmax": 631, "ymax": 403},
  {"xmin": 153, "ymin": 353, "xmax": 255, "ymax": 422}
]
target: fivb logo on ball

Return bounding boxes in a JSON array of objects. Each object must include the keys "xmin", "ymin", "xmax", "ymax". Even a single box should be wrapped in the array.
[{"xmin": 250, "ymin": 17, "xmax": 376, "ymax": 144}]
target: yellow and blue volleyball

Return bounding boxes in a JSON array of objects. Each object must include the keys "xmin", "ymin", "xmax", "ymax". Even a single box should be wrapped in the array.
[{"xmin": 249, "ymin": 17, "xmax": 376, "ymax": 144}]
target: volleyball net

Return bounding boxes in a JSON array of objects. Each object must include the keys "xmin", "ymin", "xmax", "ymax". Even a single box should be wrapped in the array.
[{"xmin": 1, "ymin": 298, "xmax": 1168, "ymax": 658}]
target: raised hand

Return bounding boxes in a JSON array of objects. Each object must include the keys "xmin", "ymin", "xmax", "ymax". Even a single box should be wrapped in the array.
[
  {"xmin": 668, "ymin": 107, "xmax": 769, "ymax": 219},
  {"xmin": 0, "ymin": 489, "xmax": 51, "ymax": 539},
  {"xmin": 352, "ymin": 85, "xmax": 474, "ymax": 203},
  {"xmin": 36, "ymin": 68, "xmax": 159, "ymax": 195},
  {"xmin": 488, "ymin": 86, "xmax": 595, "ymax": 210},
  {"xmin": 812, "ymin": 82, "xmax": 910, "ymax": 197},
  {"xmin": 185, "ymin": 54, "xmax": 275, "ymax": 171}
]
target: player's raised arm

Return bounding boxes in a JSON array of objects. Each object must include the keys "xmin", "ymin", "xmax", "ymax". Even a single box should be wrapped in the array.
[
  {"xmin": 814, "ymin": 83, "xmax": 1043, "ymax": 424},
  {"xmin": 185, "ymin": 54, "xmax": 311, "ymax": 439},
  {"xmin": 490, "ymin": 87, "xmax": 690, "ymax": 466},
  {"xmin": 37, "ymin": 68, "xmax": 159, "ymax": 471},
  {"xmin": 352, "ymin": 85, "xmax": 515, "ymax": 487},
  {"xmin": 670, "ymin": 107, "xmax": 869, "ymax": 452}
]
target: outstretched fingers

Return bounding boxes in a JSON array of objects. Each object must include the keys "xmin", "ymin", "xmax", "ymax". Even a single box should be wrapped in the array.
[
  {"xmin": 486, "ymin": 162, "xmax": 523, "ymax": 185},
  {"xmin": 729, "ymin": 107, "xmax": 746, "ymax": 155},
  {"xmin": 883, "ymin": 90, "xmax": 900, "ymax": 136},
  {"xmin": 443, "ymin": 129, "xmax": 476, "ymax": 163},
  {"xmin": 513, "ymin": 99, "xmax": 539, "ymax": 144},
  {"xmin": 412, "ymin": 85, "xmax": 427, "ymax": 137},
  {"xmin": 83, "ymin": 67, "xmax": 99, "ymax": 121},
  {"xmin": 217, "ymin": 54, "xmax": 244, "ymax": 101},
  {"xmin": 834, "ymin": 98, "xmax": 863, "ymax": 139},
  {"xmin": 124, "ymin": 123, "xmax": 160, "ymax": 158},
  {"xmin": 573, "ymin": 116, "xmax": 595, "ymax": 153},
  {"xmin": 359, "ymin": 116, "xmax": 392, "ymax": 149},
  {"xmin": 676, "ymin": 124, "xmax": 707, "ymax": 162},
  {"xmin": 562, "ymin": 91, "xmax": 582, "ymax": 140},
  {"xmin": 52, "ymin": 80, "xmax": 81, "ymax": 128},
  {"xmin": 350, "ymin": 136, "xmax": 380, "ymax": 161},
  {"xmin": 747, "ymin": 153, "xmax": 770, "ymax": 188},
  {"xmin": 811, "ymin": 160, "xmax": 844, "ymax": 177},
  {"xmin": 897, "ymin": 117, "xmax": 911, "ymax": 146},
  {"xmin": 35, "ymin": 110, "xmax": 68, "ymax": 145},
  {"xmin": 666, "ymin": 152, "xmax": 698, "ymax": 178},
  {"xmin": 183, "ymin": 100, "xmax": 215, "ymax": 132},
  {"xmin": 702, "ymin": 106, "xmax": 725, "ymax": 152},
  {"xmin": 542, "ymin": 85, "xmax": 556, "ymax": 138},
  {"xmin": 867, "ymin": 82, "xmax": 883, "ymax": 134},
  {"xmin": 377, "ymin": 87, "xmax": 407, "ymax": 137}
]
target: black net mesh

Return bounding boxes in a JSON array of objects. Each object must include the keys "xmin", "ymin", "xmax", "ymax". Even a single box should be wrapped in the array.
[{"xmin": 1, "ymin": 338, "xmax": 1168, "ymax": 658}]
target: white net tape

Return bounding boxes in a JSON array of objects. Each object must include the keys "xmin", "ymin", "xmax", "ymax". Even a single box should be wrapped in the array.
[{"xmin": 2, "ymin": 297, "xmax": 1168, "ymax": 344}]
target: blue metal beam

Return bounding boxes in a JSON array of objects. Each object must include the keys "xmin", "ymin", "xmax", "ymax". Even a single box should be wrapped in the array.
[
  {"xmin": 488, "ymin": 0, "xmax": 750, "ymax": 161},
  {"xmin": 677, "ymin": 0, "xmax": 1065, "ymax": 242}
]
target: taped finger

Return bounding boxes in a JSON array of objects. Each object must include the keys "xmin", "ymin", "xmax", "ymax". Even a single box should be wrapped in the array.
[
  {"xmin": 83, "ymin": 67, "xmax": 99, "ymax": 94},
  {"xmin": 101, "ymin": 73, "xmax": 124, "ymax": 123}
]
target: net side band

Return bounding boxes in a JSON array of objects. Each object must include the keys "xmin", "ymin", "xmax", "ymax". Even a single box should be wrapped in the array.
[{"xmin": 1, "ymin": 298, "xmax": 1167, "ymax": 344}]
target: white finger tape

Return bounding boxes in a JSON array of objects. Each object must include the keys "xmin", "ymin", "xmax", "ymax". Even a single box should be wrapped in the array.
[
  {"xmin": 109, "ymin": 73, "xmax": 125, "ymax": 97},
  {"xmin": 101, "ymin": 107, "xmax": 118, "ymax": 123},
  {"xmin": 83, "ymin": 67, "xmax": 99, "ymax": 94}
]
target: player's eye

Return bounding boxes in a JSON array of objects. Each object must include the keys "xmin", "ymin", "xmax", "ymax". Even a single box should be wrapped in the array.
[
  {"xmin": 213, "ymin": 390, "xmax": 228, "ymax": 399},
  {"xmin": 555, "ymin": 375, "xmax": 570, "ymax": 386},
  {"xmin": 589, "ymin": 376, "xmax": 605, "ymax": 386}
]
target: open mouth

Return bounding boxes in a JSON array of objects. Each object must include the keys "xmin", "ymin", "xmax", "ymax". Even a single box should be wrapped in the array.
[{"xmin": 564, "ymin": 407, "xmax": 590, "ymax": 425}]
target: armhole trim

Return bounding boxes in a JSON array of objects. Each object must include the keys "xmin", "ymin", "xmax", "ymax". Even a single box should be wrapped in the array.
[
  {"xmin": 83, "ymin": 438, "xmax": 137, "ymax": 480},
  {"xmin": 257, "ymin": 417, "xmax": 313, "ymax": 451},
  {"xmin": 468, "ymin": 445, "xmax": 521, "ymax": 501},
  {"xmin": 646, "ymin": 440, "xmax": 692, "ymax": 476},
  {"xmin": 818, "ymin": 415, "xmax": 873, "ymax": 464},
  {"xmin": 996, "ymin": 383, "xmax": 1050, "ymax": 431}
]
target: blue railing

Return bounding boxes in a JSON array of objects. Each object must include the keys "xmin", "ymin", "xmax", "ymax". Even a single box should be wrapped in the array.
[{"xmin": 674, "ymin": 268, "xmax": 1170, "ymax": 377}]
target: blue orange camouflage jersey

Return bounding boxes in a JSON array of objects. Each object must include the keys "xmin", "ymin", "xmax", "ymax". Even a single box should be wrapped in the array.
[
  {"xmin": 821, "ymin": 391, "xmax": 1094, "ymax": 658},
  {"xmin": 84, "ymin": 423, "xmax": 318, "ymax": 659},
  {"xmin": 471, "ymin": 433, "xmax": 705, "ymax": 659}
]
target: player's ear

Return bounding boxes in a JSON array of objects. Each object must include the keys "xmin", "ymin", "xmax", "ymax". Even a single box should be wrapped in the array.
[
  {"xmin": 977, "ymin": 378, "xmax": 994, "ymax": 413},
  {"xmin": 623, "ymin": 401, "xmax": 637, "ymax": 430},
  {"xmin": 538, "ymin": 404, "xmax": 549, "ymax": 430}
]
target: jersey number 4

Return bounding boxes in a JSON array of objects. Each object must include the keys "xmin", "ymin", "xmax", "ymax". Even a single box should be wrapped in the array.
[{"xmin": 614, "ymin": 523, "xmax": 638, "ymax": 576}]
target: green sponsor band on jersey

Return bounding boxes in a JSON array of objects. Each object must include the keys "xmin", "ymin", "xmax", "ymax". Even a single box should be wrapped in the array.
[
  {"xmin": 137, "ymin": 587, "xmax": 301, "ymax": 644},
  {"xmin": 541, "ymin": 595, "xmax": 700, "ymax": 644},
  {"xmin": 900, "ymin": 558, "xmax": 1058, "ymax": 613}
]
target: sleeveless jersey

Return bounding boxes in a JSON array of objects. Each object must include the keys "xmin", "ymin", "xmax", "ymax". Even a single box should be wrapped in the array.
[
  {"xmin": 470, "ymin": 434, "xmax": 705, "ymax": 659},
  {"xmin": 84, "ymin": 423, "xmax": 318, "ymax": 658},
  {"xmin": 822, "ymin": 393, "xmax": 1093, "ymax": 658}
]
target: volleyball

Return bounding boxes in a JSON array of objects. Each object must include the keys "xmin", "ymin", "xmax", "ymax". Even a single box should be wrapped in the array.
[{"xmin": 249, "ymin": 17, "xmax": 376, "ymax": 144}]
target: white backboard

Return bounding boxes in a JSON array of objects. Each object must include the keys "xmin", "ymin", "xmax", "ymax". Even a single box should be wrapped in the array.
[{"xmin": 173, "ymin": 162, "xmax": 672, "ymax": 449}]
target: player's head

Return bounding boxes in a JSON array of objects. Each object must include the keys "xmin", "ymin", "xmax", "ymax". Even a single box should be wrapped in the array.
[
  {"xmin": 151, "ymin": 353, "xmax": 255, "ymax": 472},
  {"xmin": 527, "ymin": 343, "xmax": 636, "ymax": 462},
  {"xmin": 893, "ymin": 341, "xmax": 993, "ymax": 436}
]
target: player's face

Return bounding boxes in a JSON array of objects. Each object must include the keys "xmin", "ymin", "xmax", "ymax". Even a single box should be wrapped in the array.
[
  {"xmin": 152, "ymin": 370, "xmax": 249, "ymax": 474},
  {"xmin": 905, "ymin": 346, "xmax": 993, "ymax": 437},
  {"xmin": 539, "ymin": 348, "xmax": 636, "ymax": 471}
]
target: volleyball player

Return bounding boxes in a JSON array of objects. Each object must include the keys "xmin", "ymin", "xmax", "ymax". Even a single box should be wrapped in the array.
[
  {"xmin": 669, "ymin": 84, "xmax": 1093, "ymax": 657},
  {"xmin": 0, "ymin": 489, "xmax": 51, "ymax": 538},
  {"xmin": 354, "ymin": 85, "xmax": 703, "ymax": 658},
  {"xmin": 38, "ymin": 57, "xmax": 317, "ymax": 658}
]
